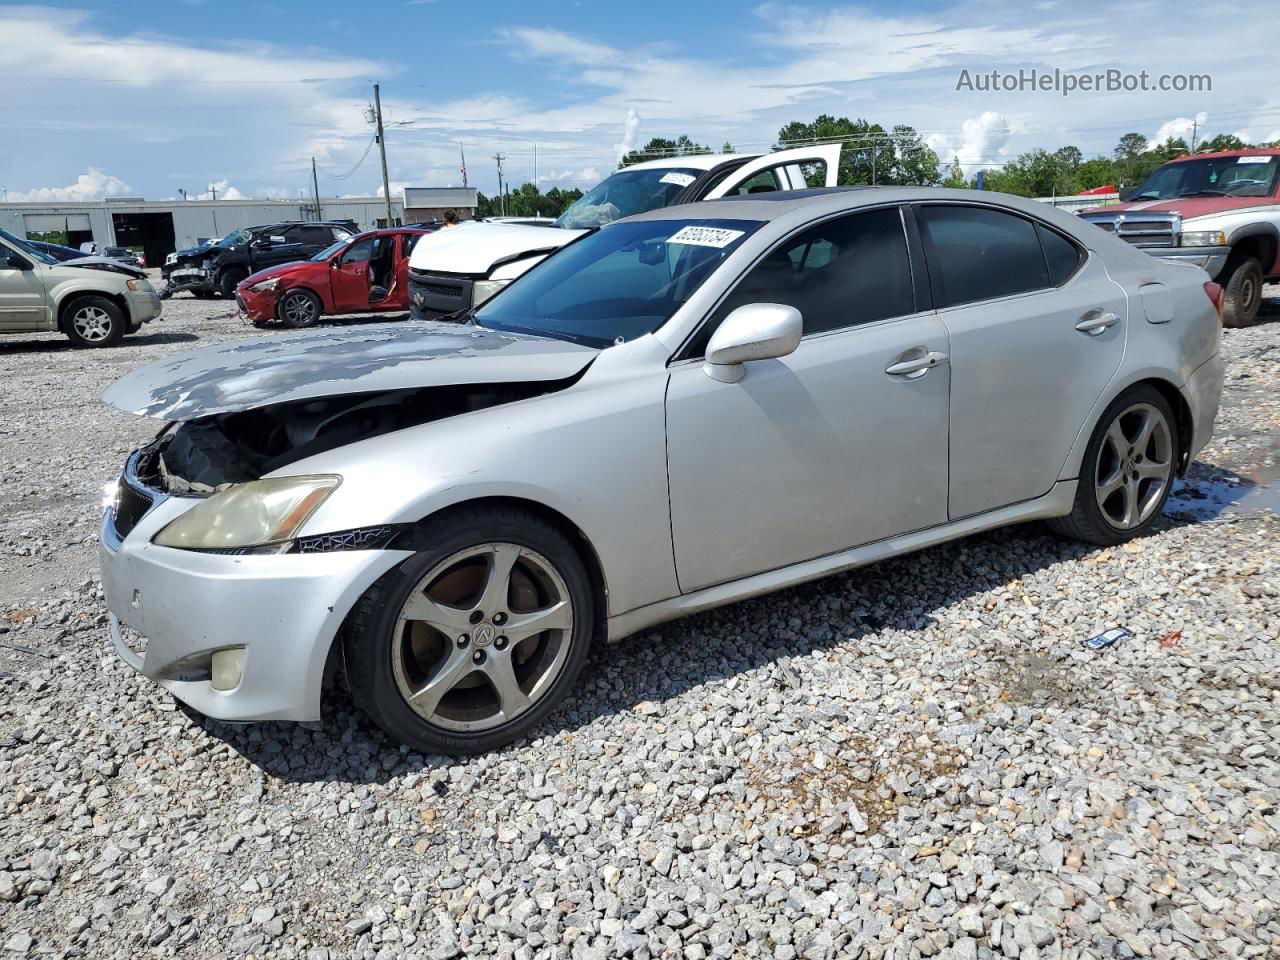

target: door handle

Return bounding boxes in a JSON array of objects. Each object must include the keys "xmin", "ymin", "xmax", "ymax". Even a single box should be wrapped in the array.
[
  {"xmin": 885, "ymin": 350, "xmax": 948, "ymax": 378},
  {"xmin": 1075, "ymin": 310, "xmax": 1120, "ymax": 335}
]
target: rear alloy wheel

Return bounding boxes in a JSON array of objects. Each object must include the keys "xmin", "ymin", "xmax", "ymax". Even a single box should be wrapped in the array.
[
  {"xmin": 278, "ymin": 289, "xmax": 322, "ymax": 328},
  {"xmin": 1048, "ymin": 385, "xmax": 1177, "ymax": 545},
  {"xmin": 345, "ymin": 507, "xmax": 595, "ymax": 754},
  {"xmin": 63, "ymin": 296, "xmax": 126, "ymax": 348},
  {"xmin": 1222, "ymin": 256, "xmax": 1263, "ymax": 328}
]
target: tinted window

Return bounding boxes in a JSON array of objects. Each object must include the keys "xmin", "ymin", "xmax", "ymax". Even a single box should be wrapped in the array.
[
  {"xmin": 726, "ymin": 168, "xmax": 783, "ymax": 196},
  {"xmin": 402, "ymin": 233, "xmax": 423, "ymax": 256},
  {"xmin": 276, "ymin": 226, "xmax": 300, "ymax": 241},
  {"xmin": 297, "ymin": 225, "xmax": 332, "ymax": 245},
  {"xmin": 918, "ymin": 205, "xmax": 1050, "ymax": 307},
  {"xmin": 698, "ymin": 207, "xmax": 915, "ymax": 346},
  {"xmin": 1037, "ymin": 223, "xmax": 1083, "ymax": 285},
  {"xmin": 331, "ymin": 226, "xmax": 354, "ymax": 241},
  {"xmin": 341, "ymin": 237, "xmax": 374, "ymax": 263}
]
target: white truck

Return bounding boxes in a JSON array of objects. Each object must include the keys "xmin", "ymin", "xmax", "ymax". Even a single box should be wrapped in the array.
[{"xmin": 406, "ymin": 145, "xmax": 842, "ymax": 320}]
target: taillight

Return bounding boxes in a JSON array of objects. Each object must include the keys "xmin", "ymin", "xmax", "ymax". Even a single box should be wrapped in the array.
[{"xmin": 1204, "ymin": 281, "xmax": 1224, "ymax": 321}]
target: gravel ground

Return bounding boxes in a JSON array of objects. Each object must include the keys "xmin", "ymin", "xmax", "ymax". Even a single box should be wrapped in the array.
[{"xmin": 1, "ymin": 285, "xmax": 1278, "ymax": 960}]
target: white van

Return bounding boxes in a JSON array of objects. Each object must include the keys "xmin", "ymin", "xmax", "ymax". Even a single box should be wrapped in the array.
[{"xmin": 406, "ymin": 145, "xmax": 842, "ymax": 319}]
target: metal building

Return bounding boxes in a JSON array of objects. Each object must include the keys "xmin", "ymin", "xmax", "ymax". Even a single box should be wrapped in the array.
[
  {"xmin": 0, "ymin": 196, "xmax": 406, "ymax": 267},
  {"xmin": 403, "ymin": 187, "xmax": 478, "ymax": 224}
]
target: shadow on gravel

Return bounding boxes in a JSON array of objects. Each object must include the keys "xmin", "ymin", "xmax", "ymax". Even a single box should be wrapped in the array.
[
  {"xmin": 0, "ymin": 331, "xmax": 200, "ymax": 354},
  {"xmin": 194, "ymin": 460, "xmax": 1261, "ymax": 784}
]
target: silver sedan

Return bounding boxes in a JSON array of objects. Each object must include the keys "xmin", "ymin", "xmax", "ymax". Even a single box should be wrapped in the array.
[{"xmin": 99, "ymin": 188, "xmax": 1224, "ymax": 754}]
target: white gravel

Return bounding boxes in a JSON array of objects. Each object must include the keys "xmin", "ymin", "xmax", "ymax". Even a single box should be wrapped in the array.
[{"xmin": 1, "ymin": 286, "xmax": 1278, "ymax": 960}]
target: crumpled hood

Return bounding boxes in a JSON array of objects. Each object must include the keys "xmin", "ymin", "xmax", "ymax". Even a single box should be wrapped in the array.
[
  {"xmin": 103, "ymin": 321, "xmax": 599, "ymax": 420},
  {"xmin": 407, "ymin": 221, "xmax": 583, "ymax": 274},
  {"xmin": 243, "ymin": 260, "xmax": 312, "ymax": 287},
  {"xmin": 64, "ymin": 256, "xmax": 147, "ymax": 279}
]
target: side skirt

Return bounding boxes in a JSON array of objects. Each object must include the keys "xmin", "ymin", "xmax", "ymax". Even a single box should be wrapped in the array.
[{"xmin": 605, "ymin": 479, "xmax": 1078, "ymax": 642}]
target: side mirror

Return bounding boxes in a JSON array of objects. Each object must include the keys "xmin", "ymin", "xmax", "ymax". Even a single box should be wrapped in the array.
[
  {"xmin": 4, "ymin": 253, "xmax": 32, "ymax": 271},
  {"xmin": 703, "ymin": 303, "xmax": 803, "ymax": 383}
]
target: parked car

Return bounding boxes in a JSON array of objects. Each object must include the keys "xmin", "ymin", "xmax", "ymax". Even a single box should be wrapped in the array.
[
  {"xmin": 406, "ymin": 145, "xmax": 842, "ymax": 320},
  {"xmin": 163, "ymin": 222, "xmax": 357, "ymax": 299},
  {"xmin": 0, "ymin": 228, "xmax": 161, "ymax": 347},
  {"xmin": 1079, "ymin": 148, "xmax": 1280, "ymax": 326},
  {"xmin": 27, "ymin": 240, "xmax": 90, "ymax": 262},
  {"xmin": 236, "ymin": 228, "xmax": 429, "ymax": 327},
  {"xmin": 102, "ymin": 246, "xmax": 144, "ymax": 269},
  {"xmin": 99, "ymin": 188, "xmax": 1222, "ymax": 753}
]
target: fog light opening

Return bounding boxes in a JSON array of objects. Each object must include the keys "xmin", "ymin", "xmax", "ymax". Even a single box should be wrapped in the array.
[{"xmin": 211, "ymin": 648, "xmax": 247, "ymax": 692}]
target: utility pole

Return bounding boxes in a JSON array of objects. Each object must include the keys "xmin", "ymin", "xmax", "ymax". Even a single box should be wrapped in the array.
[
  {"xmin": 209, "ymin": 183, "xmax": 217, "ymax": 202},
  {"xmin": 311, "ymin": 157, "xmax": 322, "ymax": 221},
  {"xmin": 373, "ymin": 83, "xmax": 394, "ymax": 226},
  {"xmin": 533, "ymin": 141, "xmax": 538, "ymax": 217},
  {"xmin": 1190, "ymin": 117, "xmax": 1199, "ymax": 152},
  {"xmin": 492, "ymin": 153, "xmax": 507, "ymax": 216}
]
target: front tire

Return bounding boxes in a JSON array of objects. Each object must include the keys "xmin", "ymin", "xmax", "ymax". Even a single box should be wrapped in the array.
[
  {"xmin": 277, "ymin": 288, "xmax": 322, "ymax": 328},
  {"xmin": 1048, "ymin": 385, "xmax": 1178, "ymax": 545},
  {"xmin": 62, "ymin": 295, "xmax": 126, "ymax": 348},
  {"xmin": 344, "ymin": 506, "xmax": 596, "ymax": 755},
  {"xmin": 1222, "ymin": 256, "xmax": 1263, "ymax": 328},
  {"xmin": 218, "ymin": 268, "xmax": 247, "ymax": 299}
]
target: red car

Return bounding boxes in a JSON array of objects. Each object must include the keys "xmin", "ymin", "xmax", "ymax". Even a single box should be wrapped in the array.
[{"xmin": 236, "ymin": 228, "xmax": 429, "ymax": 327}]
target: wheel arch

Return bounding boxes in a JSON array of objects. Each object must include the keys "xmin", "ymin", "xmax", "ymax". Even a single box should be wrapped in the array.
[
  {"xmin": 1226, "ymin": 227, "xmax": 1279, "ymax": 276},
  {"xmin": 1058, "ymin": 374, "xmax": 1195, "ymax": 483},
  {"xmin": 274, "ymin": 283, "xmax": 327, "ymax": 321},
  {"xmin": 392, "ymin": 495, "xmax": 610, "ymax": 635},
  {"xmin": 56, "ymin": 289, "xmax": 130, "ymax": 333}
]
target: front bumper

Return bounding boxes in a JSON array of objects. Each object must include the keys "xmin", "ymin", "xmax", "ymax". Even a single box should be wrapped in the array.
[
  {"xmin": 1143, "ymin": 245, "xmax": 1232, "ymax": 279},
  {"xmin": 235, "ymin": 285, "xmax": 277, "ymax": 322},
  {"xmin": 99, "ymin": 467, "xmax": 410, "ymax": 722},
  {"xmin": 408, "ymin": 272, "xmax": 472, "ymax": 322},
  {"xmin": 125, "ymin": 289, "xmax": 162, "ymax": 326}
]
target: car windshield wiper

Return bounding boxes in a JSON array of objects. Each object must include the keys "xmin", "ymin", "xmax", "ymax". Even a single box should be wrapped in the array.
[{"xmin": 1177, "ymin": 189, "xmax": 1227, "ymax": 197}]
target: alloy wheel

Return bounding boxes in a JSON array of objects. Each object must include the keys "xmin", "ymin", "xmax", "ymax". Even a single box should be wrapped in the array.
[
  {"xmin": 1094, "ymin": 402, "xmax": 1173, "ymax": 530},
  {"xmin": 72, "ymin": 306, "xmax": 113, "ymax": 342},
  {"xmin": 282, "ymin": 293, "xmax": 317, "ymax": 326},
  {"xmin": 391, "ymin": 542, "xmax": 574, "ymax": 732}
]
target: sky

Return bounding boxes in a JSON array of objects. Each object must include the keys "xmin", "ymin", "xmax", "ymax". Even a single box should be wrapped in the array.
[{"xmin": 2, "ymin": 0, "xmax": 1278, "ymax": 203}]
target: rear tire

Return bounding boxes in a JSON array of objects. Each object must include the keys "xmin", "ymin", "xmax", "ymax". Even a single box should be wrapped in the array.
[
  {"xmin": 344, "ymin": 506, "xmax": 596, "ymax": 755},
  {"xmin": 1221, "ymin": 256, "xmax": 1263, "ymax": 328},
  {"xmin": 62, "ymin": 295, "xmax": 126, "ymax": 348},
  {"xmin": 1048, "ymin": 385, "xmax": 1178, "ymax": 545}
]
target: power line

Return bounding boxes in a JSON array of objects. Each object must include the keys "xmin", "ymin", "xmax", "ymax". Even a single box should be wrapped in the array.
[{"xmin": 315, "ymin": 136, "xmax": 377, "ymax": 180}]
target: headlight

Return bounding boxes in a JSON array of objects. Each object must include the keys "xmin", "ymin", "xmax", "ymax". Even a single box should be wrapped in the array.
[
  {"xmin": 249, "ymin": 277, "xmax": 281, "ymax": 293},
  {"xmin": 152, "ymin": 475, "xmax": 341, "ymax": 550},
  {"xmin": 126, "ymin": 278, "xmax": 152, "ymax": 293},
  {"xmin": 472, "ymin": 278, "xmax": 510, "ymax": 306},
  {"xmin": 1181, "ymin": 231, "xmax": 1227, "ymax": 247},
  {"xmin": 165, "ymin": 253, "xmax": 177, "ymax": 265}
]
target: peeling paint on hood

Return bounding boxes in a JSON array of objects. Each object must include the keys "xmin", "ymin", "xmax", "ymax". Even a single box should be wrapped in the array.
[{"xmin": 102, "ymin": 321, "xmax": 599, "ymax": 420}]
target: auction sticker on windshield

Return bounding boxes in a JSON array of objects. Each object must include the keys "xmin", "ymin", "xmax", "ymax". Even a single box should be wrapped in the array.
[
  {"xmin": 667, "ymin": 226, "xmax": 745, "ymax": 248},
  {"xmin": 659, "ymin": 172, "xmax": 696, "ymax": 187},
  {"xmin": 1237, "ymin": 156, "xmax": 1272, "ymax": 164}
]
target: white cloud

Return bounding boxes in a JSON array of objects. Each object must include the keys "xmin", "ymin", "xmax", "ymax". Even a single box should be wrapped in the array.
[
  {"xmin": 927, "ymin": 112, "xmax": 1011, "ymax": 174},
  {"xmin": 1149, "ymin": 112, "xmax": 1208, "ymax": 149},
  {"xmin": 614, "ymin": 109, "xmax": 642, "ymax": 162},
  {"xmin": 536, "ymin": 166, "xmax": 602, "ymax": 187},
  {"xmin": 5, "ymin": 168, "xmax": 133, "ymax": 202},
  {"xmin": 195, "ymin": 180, "xmax": 246, "ymax": 200}
]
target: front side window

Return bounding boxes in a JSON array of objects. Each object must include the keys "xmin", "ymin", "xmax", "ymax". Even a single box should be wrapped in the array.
[
  {"xmin": 0, "ymin": 229, "xmax": 56, "ymax": 265},
  {"xmin": 726, "ymin": 169, "xmax": 783, "ymax": 196},
  {"xmin": 310, "ymin": 240, "xmax": 348, "ymax": 262},
  {"xmin": 341, "ymin": 237, "xmax": 374, "ymax": 264},
  {"xmin": 917, "ymin": 205, "xmax": 1050, "ymax": 307},
  {"xmin": 298, "ymin": 225, "xmax": 331, "ymax": 245},
  {"xmin": 689, "ymin": 207, "xmax": 915, "ymax": 353},
  {"xmin": 474, "ymin": 218, "xmax": 761, "ymax": 347},
  {"xmin": 554, "ymin": 167, "xmax": 703, "ymax": 230}
]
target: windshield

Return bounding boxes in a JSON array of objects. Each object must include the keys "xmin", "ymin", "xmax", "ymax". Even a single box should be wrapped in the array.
[
  {"xmin": 0, "ymin": 228, "xmax": 57, "ymax": 265},
  {"xmin": 553, "ymin": 167, "xmax": 703, "ymax": 229},
  {"xmin": 1131, "ymin": 155, "xmax": 1280, "ymax": 200},
  {"xmin": 473, "ymin": 218, "xmax": 760, "ymax": 347},
  {"xmin": 214, "ymin": 229, "xmax": 252, "ymax": 248},
  {"xmin": 310, "ymin": 239, "xmax": 348, "ymax": 262}
]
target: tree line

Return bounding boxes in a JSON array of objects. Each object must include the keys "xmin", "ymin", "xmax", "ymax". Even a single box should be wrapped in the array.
[{"xmin": 477, "ymin": 120, "xmax": 1276, "ymax": 208}]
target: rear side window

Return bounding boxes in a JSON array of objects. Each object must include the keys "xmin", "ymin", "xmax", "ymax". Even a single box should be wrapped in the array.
[
  {"xmin": 1037, "ymin": 223, "xmax": 1084, "ymax": 285},
  {"xmin": 917, "ymin": 205, "xmax": 1050, "ymax": 307},
  {"xmin": 700, "ymin": 206, "xmax": 915, "ymax": 345},
  {"xmin": 402, "ymin": 233, "xmax": 422, "ymax": 256},
  {"xmin": 297, "ymin": 225, "xmax": 332, "ymax": 245}
]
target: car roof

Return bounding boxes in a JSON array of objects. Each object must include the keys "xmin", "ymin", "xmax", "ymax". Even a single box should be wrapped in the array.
[
  {"xmin": 620, "ymin": 152, "xmax": 762, "ymax": 173},
  {"xmin": 1167, "ymin": 147, "xmax": 1280, "ymax": 164}
]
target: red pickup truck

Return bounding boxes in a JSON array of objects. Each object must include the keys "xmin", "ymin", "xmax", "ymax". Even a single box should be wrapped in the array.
[{"xmin": 1078, "ymin": 148, "xmax": 1279, "ymax": 327}]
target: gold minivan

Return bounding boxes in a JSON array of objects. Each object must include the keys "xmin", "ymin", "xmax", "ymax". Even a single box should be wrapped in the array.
[{"xmin": 0, "ymin": 228, "xmax": 161, "ymax": 347}]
